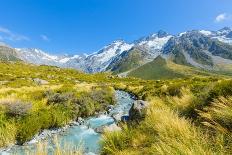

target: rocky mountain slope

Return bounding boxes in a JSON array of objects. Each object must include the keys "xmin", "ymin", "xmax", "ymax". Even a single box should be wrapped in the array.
[
  {"xmin": 13, "ymin": 30, "xmax": 172, "ymax": 73},
  {"xmin": 1, "ymin": 27, "xmax": 232, "ymax": 78},
  {"xmin": 0, "ymin": 44, "xmax": 21, "ymax": 61}
]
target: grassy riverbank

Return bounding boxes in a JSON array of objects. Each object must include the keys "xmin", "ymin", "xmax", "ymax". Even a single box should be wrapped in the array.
[
  {"xmin": 102, "ymin": 78, "xmax": 232, "ymax": 154},
  {"xmin": 0, "ymin": 62, "xmax": 116, "ymax": 147},
  {"xmin": 1, "ymin": 61, "xmax": 232, "ymax": 154}
]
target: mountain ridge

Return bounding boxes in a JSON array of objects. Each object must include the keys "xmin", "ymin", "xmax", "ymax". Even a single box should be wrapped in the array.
[{"xmin": 1, "ymin": 27, "xmax": 232, "ymax": 78}]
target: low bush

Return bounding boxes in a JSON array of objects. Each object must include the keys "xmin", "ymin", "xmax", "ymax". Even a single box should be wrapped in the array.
[
  {"xmin": 16, "ymin": 105, "xmax": 73, "ymax": 144},
  {"xmin": 0, "ymin": 99, "xmax": 32, "ymax": 117},
  {"xmin": 14, "ymin": 86, "xmax": 116, "ymax": 144},
  {"xmin": 47, "ymin": 92, "xmax": 73, "ymax": 105}
]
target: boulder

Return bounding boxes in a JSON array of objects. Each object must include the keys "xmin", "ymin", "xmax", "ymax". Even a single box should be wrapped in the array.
[
  {"xmin": 129, "ymin": 100, "xmax": 149, "ymax": 122},
  {"xmin": 33, "ymin": 78, "xmax": 49, "ymax": 85},
  {"xmin": 111, "ymin": 113, "xmax": 123, "ymax": 122},
  {"xmin": 94, "ymin": 123, "xmax": 121, "ymax": 133}
]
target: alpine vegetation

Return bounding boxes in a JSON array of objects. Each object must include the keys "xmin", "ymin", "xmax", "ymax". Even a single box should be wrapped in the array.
[{"xmin": 1, "ymin": 1, "xmax": 232, "ymax": 154}]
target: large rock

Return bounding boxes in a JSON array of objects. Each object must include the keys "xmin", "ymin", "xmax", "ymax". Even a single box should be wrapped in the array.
[
  {"xmin": 111, "ymin": 113, "xmax": 122, "ymax": 122},
  {"xmin": 33, "ymin": 78, "xmax": 49, "ymax": 85},
  {"xmin": 94, "ymin": 123, "xmax": 121, "ymax": 133},
  {"xmin": 129, "ymin": 100, "xmax": 149, "ymax": 122}
]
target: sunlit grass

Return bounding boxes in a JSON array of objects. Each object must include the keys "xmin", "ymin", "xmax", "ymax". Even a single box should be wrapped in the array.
[
  {"xmin": 0, "ymin": 61, "xmax": 232, "ymax": 154},
  {"xmin": 101, "ymin": 96, "xmax": 230, "ymax": 155},
  {"xmin": 199, "ymin": 96, "xmax": 232, "ymax": 133}
]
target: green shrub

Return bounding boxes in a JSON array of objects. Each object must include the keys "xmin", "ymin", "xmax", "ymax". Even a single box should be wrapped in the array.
[
  {"xmin": 208, "ymin": 80, "xmax": 232, "ymax": 99},
  {"xmin": 73, "ymin": 92, "xmax": 96, "ymax": 117},
  {"xmin": 1, "ymin": 100, "xmax": 32, "ymax": 117},
  {"xmin": 90, "ymin": 87, "xmax": 116, "ymax": 107},
  {"xmin": 47, "ymin": 93, "xmax": 72, "ymax": 105},
  {"xmin": 16, "ymin": 105, "xmax": 73, "ymax": 144}
]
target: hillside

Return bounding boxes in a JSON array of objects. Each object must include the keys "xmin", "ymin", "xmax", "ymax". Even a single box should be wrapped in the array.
[
  {"xmin": 0, "ymin": 61, "xmax": 123, "ymax": 150},
  {"xmin": 0, "ymin": 61, "xmax": 232, "ymax": 154},
  {"xmin": 102, "ymin": 73, "xmax": 232, "ymax": 155},
  {"xmin": 0, "ymin": 46, "xmax": 21, "ymax": 61},
  {"xmin": 106, "ymin": 47, "xmax": 150, "ymax": 74},
  {"xmin": 128, "ymin": 56, "xmax": 185, "ymax": 80},
  {"xmin": 1, "ymin": 27, "xmax": 229, "ymax": 76}
]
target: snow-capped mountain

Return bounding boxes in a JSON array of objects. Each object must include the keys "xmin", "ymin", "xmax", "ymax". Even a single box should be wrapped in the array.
[
  {"xmin": 83, "ymin": 40, "xmax": 133, "ymax": 73},
  {"xmin": 16, "ymin": 48, "xmax": 86, "ymax": 70},
  {"xmin": 3, "ymin": 27, "xmax": 232, "ymax": 74},
  {"xmin": 104, "ymin": 31, "xmax": 173, "ymax": 74},
  {"xmin": 161, "ymin": 28, "xmax": 232, "ymax": 71},
  {"xmin": 15, "ymin": 40, "xmax": 134, "ymax": 72},
  {"xmin": 134, "ymin": 30, "xmax": 173, "ymax": 58},
  {"xmin": 199, "ymin": 27, "xmax": 232, "ymax": 45},
  {"xmin": 136, "ymin": 30, "xmax": 172, "ymax": 50},
  {"xmin": 16, "ymin": 48, "xmax": 60, "ymax": 65}
]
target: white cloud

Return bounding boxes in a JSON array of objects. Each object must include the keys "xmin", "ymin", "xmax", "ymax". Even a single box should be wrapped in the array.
[
  {"xmin": 40, "ymin": 34, "xmax": 50, "ymax": 41},
  {"xmin": 215, "ymin": 13, "xmax": 231, "ymax": 23},
  {"xmin": 0, "ymin": 26, "xmax": 29, "ymax": 41}
]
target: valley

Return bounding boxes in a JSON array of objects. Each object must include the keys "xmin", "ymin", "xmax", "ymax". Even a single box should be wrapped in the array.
[{"xmin": 1, "ymin": 27, "xmax": 232, "ymax": 155}]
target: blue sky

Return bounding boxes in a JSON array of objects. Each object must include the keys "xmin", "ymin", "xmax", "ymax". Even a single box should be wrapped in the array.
[{"xmin": 0, "ymin": 0, "xmax": 232, "ymax": 55}]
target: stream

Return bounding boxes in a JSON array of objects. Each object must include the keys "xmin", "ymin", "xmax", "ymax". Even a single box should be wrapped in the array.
[{"xmin": 1, "ymin": 90, "xmax": 135, "ymax": 155}]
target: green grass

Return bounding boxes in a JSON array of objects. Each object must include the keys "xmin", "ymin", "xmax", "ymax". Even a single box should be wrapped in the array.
[
  {"xmin": 0, "ymin": 60, "xmax": 232, "ymax": 154},
  {"xmin": 0, "ymin": 61, "xmax": 118, "ymax": 147},
  {"xmin": 107, "ymin": 48, "xmax": 147, "ymax": 74},
  {"xmin": 101, "ymin": 98, "xmax": 225, "ymax": 155},
  {"xmin": 128, "ymin": 56, "xmax": 185, "ymax": 80},
  {"xmin": 102, "ymin": 79, "xmax": 232, "ymax": 154}
]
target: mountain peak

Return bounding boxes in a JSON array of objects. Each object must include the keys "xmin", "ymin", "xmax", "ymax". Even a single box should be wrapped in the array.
[
  {"xmin": 0, "ymin": 42, "xmax": 10, "ymax": 47},
  {"xmin": 199, "ymin": 30, "xmax": 212, "ymax": 36},
  {"xmin": 157, "ymin": 30, "xmax": 169, "ymax": 38},
  {"xmin": 217, "ymin": 27, "xmax": 231, "ymax": 36},
  {"xmin": 10, "ymin": 26, "xmax": 232, "ymax": 74},
  {"xmin": 113, "ymin": 39, "xmax": 125, "ymax": 44},
  {"xmin": 219, "ymin": 27, "xmax": 231, "ymax": 32}
]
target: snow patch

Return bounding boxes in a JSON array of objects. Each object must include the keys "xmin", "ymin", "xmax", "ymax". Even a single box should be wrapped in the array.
[
  {"xmin": 138, "ymin": 35, "xmax": 172, "ymax": 50},
  {"xmin": 212, "ymin": 36, "xmax": 232, "ymax": 45},
  {"xmin": 179, "ymin": 32, "xmax": 187, "ymax": 36},
  {"xmin": 199, "ymin": 30, "xmax": 212, "ymax": 36}
]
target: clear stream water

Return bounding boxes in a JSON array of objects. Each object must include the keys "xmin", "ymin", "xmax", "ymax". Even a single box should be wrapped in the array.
[{"xmin": 1, "ymin": 90, "xmax": 135, "ymax": 155}]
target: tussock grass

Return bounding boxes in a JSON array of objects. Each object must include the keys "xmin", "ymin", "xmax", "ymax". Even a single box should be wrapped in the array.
[
  {"xmin": 167, "ymin": 88, "xmax": 195, "ymax": 111},
  {"xmin": 0, "ymin": 63, "xmax": 117, "ymax": 147},
  {"xmin": 0, "ymin": 115, "xmax": 16, "ymax": 147},
  {"xmin": 145, "ymin": 100, "xmax": 214, "ymax": 155},
  {"xmin": 101, "ymin": 98, "xmax": 224, "ymax": 155},
  {"xmin": 1, "ymin": 61, "xmax": 232, "ymax": 154},
  {"xmin": 199, "ymin": 96, "xmax": 232, "ymax": 133}
]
